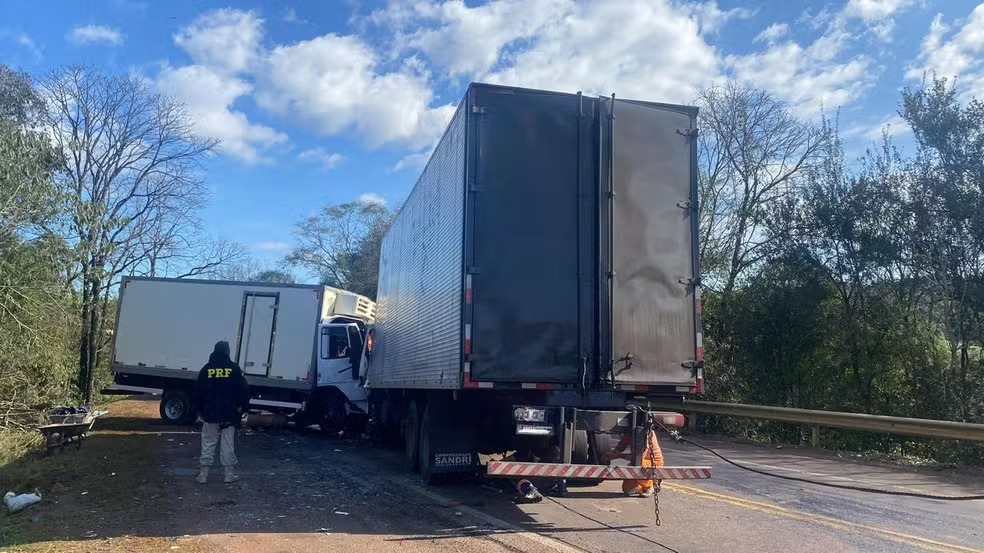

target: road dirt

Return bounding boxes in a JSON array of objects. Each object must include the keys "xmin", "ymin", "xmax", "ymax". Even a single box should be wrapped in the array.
[{"xmin": 0, "ymin": 398, "xmax": 541, "ymax": 553}]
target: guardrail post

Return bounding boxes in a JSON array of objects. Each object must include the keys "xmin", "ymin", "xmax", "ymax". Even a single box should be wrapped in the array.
[
  {"xmin": 688, "ymin": 413, "xmax": 697, "ymax": 431},
  {"xmin": 811, "ymin": 425, "xmax": 820, "ymax": 448}
]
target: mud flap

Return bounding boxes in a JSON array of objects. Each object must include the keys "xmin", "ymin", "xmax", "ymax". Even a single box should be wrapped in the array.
[{"xmin": 419, "ymin": 396, "xmax": 479, "ymax": 482}]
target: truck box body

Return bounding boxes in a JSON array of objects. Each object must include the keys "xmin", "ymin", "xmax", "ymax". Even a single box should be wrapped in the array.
[
  {"xmin": 113, "ymin": 277, "xmax": 373, "ymax": 391},
  {"xmin": 370, "ymin": 83, "xmax": 700, "ymax": 392}
]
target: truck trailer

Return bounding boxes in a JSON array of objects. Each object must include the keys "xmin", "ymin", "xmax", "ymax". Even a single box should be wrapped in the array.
[
  {"xmin": 362, "ymin": 83, "xmax": 707, "ymax": 484},
  {"xmin": 108, "ymin": 277, "xmax": 376, "ymax": 433}
]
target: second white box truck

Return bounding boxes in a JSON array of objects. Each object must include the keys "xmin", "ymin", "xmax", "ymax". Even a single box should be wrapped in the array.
[{"xmin": 107, "ymin": 277, "xmax": 376, "ymax": 433}]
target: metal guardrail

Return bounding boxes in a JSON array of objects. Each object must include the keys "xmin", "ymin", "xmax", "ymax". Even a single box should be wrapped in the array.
[{"xmin": 651, "ymin": 399, "xmax": 984, "ymax": 444}]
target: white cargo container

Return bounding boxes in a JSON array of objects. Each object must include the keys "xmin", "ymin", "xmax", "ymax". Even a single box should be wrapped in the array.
[{"xmin": 108, "ymin": 277, "xmax": 375, "ymax": 432}]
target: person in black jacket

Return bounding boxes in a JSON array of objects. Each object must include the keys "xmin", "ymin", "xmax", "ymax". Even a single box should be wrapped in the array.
[{"xmin": 194, "ymin": 341, "xmax": 250, "ymax": 484}]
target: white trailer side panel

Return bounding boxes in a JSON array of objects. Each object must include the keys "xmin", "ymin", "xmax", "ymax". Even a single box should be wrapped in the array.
[{"xmin": 113, "ymin": 278, "xmax": 322, "ymax": 386}]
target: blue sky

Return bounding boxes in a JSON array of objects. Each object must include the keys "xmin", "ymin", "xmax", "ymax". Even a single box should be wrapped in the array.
[{"xmin": 2, "ymin": 0, "xmax": 983, "ymax": 270}]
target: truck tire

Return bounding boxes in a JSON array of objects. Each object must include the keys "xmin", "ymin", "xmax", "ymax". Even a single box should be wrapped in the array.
[
  {"xmin": 319, "ymin": 394, "xmax": 347, "ymax": 437},
  {"xmin": 403, "ymin": 400, "xmax": 422, "ymax": 473},
  {"xmin": 160, "ymin": 390, "xmax": 194, "ymax": 425},
  {"xmin": 418, "ymin": 402, "xmax": 444, "ymax": 485},
  {"xmin": 572, "ymin": 429, "xmax": 590, "ymax": 464},
  {"xmin": 567, "ymin": 430, "xmax": 618, "ymax": 487}
]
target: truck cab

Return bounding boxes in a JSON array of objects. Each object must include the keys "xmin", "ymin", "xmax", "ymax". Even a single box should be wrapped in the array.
[
  {"xmin": 316, "ymin": 316, "xmax": 370, "ymax": 410},
  {"xmin": 308, "ymin": 290, "xmax": 376, "ymax": 435}
]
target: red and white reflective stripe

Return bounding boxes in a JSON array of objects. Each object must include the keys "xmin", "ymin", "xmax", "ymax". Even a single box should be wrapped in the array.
[
  {"xmin": 487, "ymin": 462, "xmax": 711, "ymax": 480},
  {"xmin": 520, "ymin": 383, "xmax": 552, "ymax": 390},
  {"xmin": 463, "ymin": 323, "xmax": 472, "ymax": 354},
  {"xmin": 696, "ymin": 332, "xmax": 704, "ymax": 361},
  {"xmin": 464, "ymin": 274, "xmax": 473, "ymax": 304},
  {"xmin": 462, "ymin": 361, "xmax": 492, "ymax": 389}
]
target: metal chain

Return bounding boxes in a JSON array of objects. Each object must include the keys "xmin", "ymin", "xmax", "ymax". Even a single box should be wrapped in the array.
[
  {"xmin": 653, "ymin": 479, "xmax": 661, "ymax": 526},
  {"xmin": 647, "ymin": 414, "xmax": 662, "ymax": 526}
]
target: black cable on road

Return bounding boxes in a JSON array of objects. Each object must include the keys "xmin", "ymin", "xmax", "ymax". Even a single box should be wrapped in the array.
[
  {"xmin": 543, "ymin": 496, "xmax": 682, "ymax": 553},
  {"xmin": 662, "ymin": 425, "xmax": 984, "ymax": 501}
]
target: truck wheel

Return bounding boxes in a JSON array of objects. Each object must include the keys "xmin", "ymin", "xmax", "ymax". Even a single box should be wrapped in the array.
[
  {"xmin": 572, "ymin": 429, "xmax": 590, "ymax": 464},
  {"xmin": 568, "ymin": 430, "xmax": 601, "ymax": 486},
  {"xmin": 160, "ymin": 390, "xmax": 194, "ymax": 425},
  {"xmin": 418, "ymin": 403, "xmax": 444, "ymax": 485},
  {"xmin": 319, "ymin": 402, "xmax": 346, "ymax": 437},
  {"xmin": 403, "ymin": 400, "xmax": 422, "ymax": 473}
]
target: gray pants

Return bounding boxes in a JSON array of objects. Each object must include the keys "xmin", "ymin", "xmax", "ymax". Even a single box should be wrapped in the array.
[{"xmin": 200, "ymin": 423, "xmax": 237, "ymax": 467}]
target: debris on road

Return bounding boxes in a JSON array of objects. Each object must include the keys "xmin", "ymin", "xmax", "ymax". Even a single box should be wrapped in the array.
[{"xmin": 4, "ymin": 490, "xmax": 42, "ymax": 513}]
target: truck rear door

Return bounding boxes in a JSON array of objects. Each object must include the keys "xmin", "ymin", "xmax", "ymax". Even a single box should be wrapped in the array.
[
  {"xmin": 467, "ymin": 86, "xmax": 585, "ymax": 384},
  {"xmin": 608, "ymin": 100, "xmax": 699, "ymax": 386},
  {"xmin": 237, "ymin": 293, "xmax": 278, "ymax": 377}
]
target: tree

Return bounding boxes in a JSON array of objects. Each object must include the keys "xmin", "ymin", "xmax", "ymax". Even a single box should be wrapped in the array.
[
  {"xmin": 254, "ymin": 269, "xmax": 295, "ymax": 284},
  {"xmin": 696, "ymin": 81, "xmax": 826, "ymax": 293},
  {"xmin": 0, "ymin": 65, "xmax": 76, "ymax": 416},
  {"xmin": 0, "ymin": 66, "xmax": 60, "ymax": 240},
  {"xmin": 797, "ymin": 118, "xmax": 912, "ymax": 412},
  {"xmin": 286, "ymin": 200, "xmax": 394, "ymax": 298},
  {"xmin": 40, "ymin": 66, "xmax": 217, "ymax": 402},
  {"xmin": 900, "ymin": 75, "xmax": 984, "ymax": 422}
]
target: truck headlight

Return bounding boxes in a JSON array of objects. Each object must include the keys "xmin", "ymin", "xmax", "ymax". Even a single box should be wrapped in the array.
[{"xmin": 513, "ymin": 406, "xmax": 547, "ymax": 423}]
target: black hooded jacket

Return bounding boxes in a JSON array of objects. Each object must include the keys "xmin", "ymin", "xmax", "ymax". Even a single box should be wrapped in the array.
[{"xmin": 194, "ymin": 350, "xmax": 250, "ymax": 425}]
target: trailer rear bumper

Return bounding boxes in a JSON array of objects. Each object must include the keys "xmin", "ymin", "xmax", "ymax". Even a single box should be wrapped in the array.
[{"xmin": 487, "ymin": 461, "xmax": 711, "ymax": 480}]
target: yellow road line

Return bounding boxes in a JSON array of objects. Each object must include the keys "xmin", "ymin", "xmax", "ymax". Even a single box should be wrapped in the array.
[{"xmin": 664, "ymin": 483, "xmax": 983, "ymax": 553}]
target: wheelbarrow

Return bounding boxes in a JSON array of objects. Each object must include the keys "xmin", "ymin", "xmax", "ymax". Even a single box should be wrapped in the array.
[{"xmin": 37, "ymin": 409, "xmax": 100, "ymax": 454}]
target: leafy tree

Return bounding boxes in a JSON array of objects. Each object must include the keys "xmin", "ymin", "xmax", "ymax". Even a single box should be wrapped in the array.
[
  {"xmin": 0, "ymin": 65, "xmax": 75, "ymax": 418},
  {"xmin": 286, "ymin": 199, "xmax": 395, "ymax": 298},
  {"xmin": 901, "ymin": 75, "xmax": 984, "ymax": 423},
  {"xmin": 254, "ymin": 269, "xmax": 296, "ymax": 284}
]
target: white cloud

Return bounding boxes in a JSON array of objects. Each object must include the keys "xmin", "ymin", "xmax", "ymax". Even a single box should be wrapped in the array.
[
  {"xmin": 298, "ymin": 147, "xmax": 345, "ymax": 170},
  {"xmin": 683, "ymin": 1, "xmax": 755, "ymax": 35},
  {"xmin": 156, "ymin": 64, "xmax": 286, "ymax": 163},
  {"xmin": 174, "ymin": 8, "xmax": 262, "ymax": 74},
  {"xmin": 842, "ymin": 0, "xmax": 916, "ymax": 42},
  {"xmin": 254, "ymin": 241, "xmax": 290, "ymax": 252},
  {"xmin": 729, "ymin": 14, "xmax": 873, "ymax": 115},
  {"xmin": 843, "ymin": 0, "xmax": 914, "ymax": 21},
  {"xmin": 845, "ymin": 113, "xmax": 911, "ymax": 142},
  {"xmin": 907, "ymin": 5, "xmax": 984, "ymax": 99},
  {"xmin": 864, "ymin": 113, "xmax": 911, "ymax": 141},
  {"xmin": 283, "ymin": 7, "xmax": 306, "ymax": 24},
  {"xmin": 159, "ymin": 10, "xmax": 286, "ymax": 163},
  {"xmin": 754, "ymin": 23, "xmax": 789, "ymax": 44},
  {"xmin": 0, "ymin": 30, "xmax": 41, "ymax": 60},
  {"xmin": 392, "ymin": 151, "xmax": 431, "ymax": 173},
  {"xmin": 357, "ymin": 192, "xmax": 386, "ymax": 206},
  {"xmin": 255, "ymin": 33, "xmax": 455, "ymax": 148},
  {"xmin": 377, "ymin": 0, "xmax": 568, "ymax": 77},
  {"xmin": 477, "ymin": 1, "xmax": 720, "ymax": 103},
  {"xmin": 67, "ymin": 24, "xmax": 125, "ymax": 47}
]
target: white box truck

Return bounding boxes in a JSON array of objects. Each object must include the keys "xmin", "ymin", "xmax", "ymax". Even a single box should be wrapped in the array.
[{"xmin": 107, "ymin": 276, "xmax": 376, "ymax": 433}]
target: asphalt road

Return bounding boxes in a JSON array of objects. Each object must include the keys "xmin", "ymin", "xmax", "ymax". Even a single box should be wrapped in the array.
[
  {"xmin": 8, "ymin": 400, "xmax": 983, "ymax": 553},
  {"xmin": 335, "ymin": 434, "xmax": 984, "ymax": 553}
]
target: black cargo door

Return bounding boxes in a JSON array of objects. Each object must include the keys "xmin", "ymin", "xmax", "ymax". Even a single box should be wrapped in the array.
[
  {"xmin": 609, "ymin": 100, "xmax": 697, "ymax": 385},
  {"xmin": 468, "ymin": 87, "xmax": 583, "ymax": 384}
]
